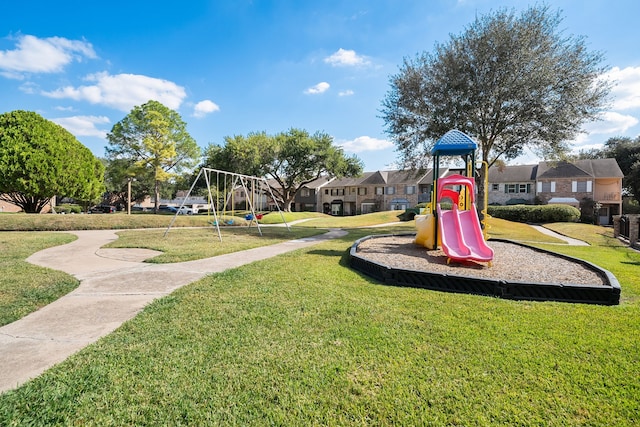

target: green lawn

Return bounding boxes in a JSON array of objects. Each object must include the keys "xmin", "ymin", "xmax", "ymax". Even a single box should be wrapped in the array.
[
  {"xmin": 0, "ymin": 232, "xmax": 79, "ymax": 326},
  {"xmin": 0, "ymin": 219, "xmax": 638, "ymax": 425},
  {"xmin": 107, "ymin": 226, "xmax": 326, "ymax": 263},
  {"xmin": 299, "ymin": 210, "xmax": 409, "ymax": 228},
  {"xmin": 0, "ymin": 212, "xmax": 215, "ymax": 231}
]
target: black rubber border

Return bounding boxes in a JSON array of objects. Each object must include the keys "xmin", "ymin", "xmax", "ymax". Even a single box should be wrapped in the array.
[{"xmin": 349, "ymin": 234, "xmax": 621, "ymax": 306}]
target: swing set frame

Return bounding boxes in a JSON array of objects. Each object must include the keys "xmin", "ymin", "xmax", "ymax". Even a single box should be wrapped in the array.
[{"xmin": 163, "ymin": 167, "xmax": 289, "ymax": 241}]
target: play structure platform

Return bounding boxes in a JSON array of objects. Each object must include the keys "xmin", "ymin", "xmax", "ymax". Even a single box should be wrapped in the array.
[{"xmin": 413, "ymin": 129, "xmax": 494, "ymax": 265}]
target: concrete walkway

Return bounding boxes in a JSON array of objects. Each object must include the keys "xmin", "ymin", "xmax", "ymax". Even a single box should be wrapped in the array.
[
  {"xmin": 529, "ymin": 225, "xmax": 589, "ymax": 246},
  {"xmin": 0, "ymin": 228, "xmax": 347, "ymax": 394}
]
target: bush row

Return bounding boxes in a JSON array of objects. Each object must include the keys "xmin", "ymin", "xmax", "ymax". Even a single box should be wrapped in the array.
[
  {"xmin": 487, "ymin": 204, "xmax": 580, "ymax": 223},
  {"xmin": 55, "ymin": 204, "xmax": 83, "ymax": 214}
]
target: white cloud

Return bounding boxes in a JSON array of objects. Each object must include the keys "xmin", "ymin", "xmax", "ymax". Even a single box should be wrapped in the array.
[
  {"xmin": 193, "ymin": 99, "xmax": 220, "ymax": 118},
  {"xmin": 338, "ymin": 136, "xmax": 393, "ymax": 153},
  {"xmin": 304, "ymin": 81, "xmax": 330, "ymax": 95},
  {"xmin": 51, "ymin": 115, "xmax": 110, "ymax": 138},
  {"xmin": 605, "ymin": 66, "xmax": 640, "ymax": 110},
  {"xmin": 582, "ymin": 111, "xmax": 639, "ymax": 136},
  {"xmin": 0, "ymin": 34, "xmax": 96, "ymax": 78},
  {"xmin": 338, "ymin": 89, "xmax": 354, "ymax": 97},
  {"xmin": 324, "ymin": 48, "xmax": 371, "ymax": 67},
  {"xmin": 42, "ymin": 72, "xmax": 187, "ymax": 111}
]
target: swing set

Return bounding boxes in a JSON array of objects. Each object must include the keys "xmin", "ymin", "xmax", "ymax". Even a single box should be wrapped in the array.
[{"xmin": 164, "ymin": 168, "xmax": 289, "ymax": 241}]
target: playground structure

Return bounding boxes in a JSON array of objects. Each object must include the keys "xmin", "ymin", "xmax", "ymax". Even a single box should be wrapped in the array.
[
  {"xmin": 414, "ymin": 130, "xmax": 494, "ymax": 265},
  {"xmin": 164, "ymin": 168, "xmax": 289, "ymax": 241},
  {"xmin": 348, "ymin": 129, "xmax": 620, "ymax": 304}
]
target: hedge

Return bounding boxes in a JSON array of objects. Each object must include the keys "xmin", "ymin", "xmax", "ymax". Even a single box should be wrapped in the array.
[{"xmin": 487, "ymin": 204, "xmax": 580, "ymax": 223}]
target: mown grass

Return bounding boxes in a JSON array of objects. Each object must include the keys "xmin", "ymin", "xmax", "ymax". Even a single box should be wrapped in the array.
[
  {"xmin": 0, "ymin": 224, "xmax": 638, "ymax": 425},
  {"xmin": 257, "ymin": 210, "xmax": 327, "ymax": 224},
  {"xmin": 0, "ymin": 212, "xmax": 215, "ymax": 231},
  {"xmin": 0, "ymin": 232, "xmax": 79, "ymax": 326},
  {"xmin": 108, "ymin": 226, "xmax": 326, "ymax": 263},
  {"xmin": 487, "ymin": 217, "xmax": 566, "ymax": 244},
  {"xmin": 299, "ymin": 210, "xmax": 408, "ymax": 228}
]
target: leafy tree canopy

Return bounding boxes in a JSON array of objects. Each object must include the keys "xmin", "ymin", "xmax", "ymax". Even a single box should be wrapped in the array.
[
  {"xmin": 0, "ymin": 110, "xmax": 105, "ymax": 213},
  {"xmin": 106, "ymin": 100, "xmax": 201, "ymax": 211},
  {"xmin": 203, "ymin": 128, "xmax": 363, "ymax": 211},
  {"xmin": 381, "ymin": 5, "xmax": 611, "ymax": 208}
]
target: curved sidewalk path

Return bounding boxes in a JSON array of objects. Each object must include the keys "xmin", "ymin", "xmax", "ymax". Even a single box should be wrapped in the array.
[{"xmin": 0, "ymin": 228, "xmax": 347, "ymax": 394}]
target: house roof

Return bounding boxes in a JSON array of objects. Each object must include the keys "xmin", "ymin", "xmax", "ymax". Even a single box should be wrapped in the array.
[
  {"xmin": 384, "ymin": 169, "xmax": 429, "ymax": 185},
  {"xmin": 301, "ymin": 176, "xmax": 333, "ymax": 189},
  {"xmin": 488, "ymin": 164, "xmax": 537, "ymax": 183},
  {"xmin": 325, "ymin": 170, "xmax": 431, "ymax": 187},
  {"xmin": 536, "ymin": 159, "xmax": 623, "ymax": 179},
  {"xmin": 325, "ymin": 172, "xmax": 375, "ymax": 187}
]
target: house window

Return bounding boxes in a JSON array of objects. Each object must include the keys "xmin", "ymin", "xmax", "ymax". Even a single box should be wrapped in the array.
[
  {"xmin": 574, "ymin": 181, "xmax": 591, "ymax": 192},
  {"xmin": 506, "ymin": 184, "xmax": 517, "ymax": 193},
  {"xmin": 358, "ymin": 187, "xmax": 367, "ymax": 196},
  {"xmin": 519, "ymin": 184, "xmax": 529, "ymax": 193},
  {"xmin": 361, "ymin": 203, "xmax": 375, "ymax": 214},
  {"xmin": 386, "ymin": 186, "xmax": 395, "ymax": 195},
  {"xmin": 330, "ymin": 188, "xmax": 345, "ymax": 196},
  {"xmin": 540, "ymin": 182, "xmax": 556, "ymax": 192},
  {"xmin": 375, "ymin": 187, "xmax": 384, "ymax": 195},
  {"xmin": 300, "ymin": 188, "xmax": 310, "ymax": 197},
  {"xmin": 324, "ymin": 189, "xmax": 329, "ymax": 195},
  {"xmin": 350, "ymin": 187, "xmax": 356, "ymax": 194},
  {"xmin": 492, "ymin": 184, "xmax": 499, "ymax": 191},
  {"xmin": 405, "ymin": 185, "xmax": 416, "ymax": 195}
]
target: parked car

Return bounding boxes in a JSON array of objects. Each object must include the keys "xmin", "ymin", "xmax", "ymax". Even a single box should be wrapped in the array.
[
  {"xmin": 89, "ymin": 205, "xmax": 116, "ymax": 214},
  {"xmin": 177, "ymin": 206, "xmax": 198, "ymax": 215},
  {"xmin": 158, "ymin": 205, "xmax": 178, "ymax": 213}
]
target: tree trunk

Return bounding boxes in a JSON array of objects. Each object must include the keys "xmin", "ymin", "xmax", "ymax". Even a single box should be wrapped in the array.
[
  {"xmin": 154, "ymin": 179, "xmax": 160, "ymax": 213},
  {"xmin": 282, "ymin": 195, "xmax": 294, "ymax": 212}
]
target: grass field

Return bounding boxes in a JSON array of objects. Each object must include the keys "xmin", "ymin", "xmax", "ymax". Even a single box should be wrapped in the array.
[
  {"xmin": 0, "ymin": 214, "xmax": 638, "ymax": 425},
  {"xmin": 0, "ymin": 232, "xmax": 79, "ymax": 326}
]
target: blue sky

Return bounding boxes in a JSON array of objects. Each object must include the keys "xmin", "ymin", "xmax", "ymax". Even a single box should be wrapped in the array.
[{"xmin": 1, "ymin": 0, "xmax": 639, "ymax": 171}]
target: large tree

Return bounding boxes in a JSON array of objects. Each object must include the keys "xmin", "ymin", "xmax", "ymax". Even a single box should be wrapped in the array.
[
  {"xmin": 0, "ymin": 110, "xmax": 105, "ymax": 213},
  {"xmin": 381, "ymin": 5, "xmax": 611, "ymax": 208},
  {"xmin": 203, "ymin": 128, "xmax": 363, "ymax": 211},
  {"xmin": 106, "ymin": 100, "xmax": 201, "ymax": 212},
  {"xmin": 102, "ymin": 157, "xmax": 155, "ymax": 209}
]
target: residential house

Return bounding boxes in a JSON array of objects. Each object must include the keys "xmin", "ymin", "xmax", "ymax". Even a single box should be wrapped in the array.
[
  {"xmin": 535, "ymin": 159, "xmax": 623, "ymax": 224},
  {"xmin": 291, "ymin": 176, "xmax": 332, "ymax": 212},
  {"xmin": 488, "ymin": 159, "xmax": 623, "ymax": 225},
  {"xmin": 488, "ymin": 164, "xmax": 537, "ymax": 205},
  {"xmin": 320, "ymin": 170, "xmax": 432, "ymax": 215}
]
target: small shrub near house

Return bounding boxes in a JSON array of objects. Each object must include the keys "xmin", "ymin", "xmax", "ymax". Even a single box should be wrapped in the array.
[
  {"xmin": 55, "ymin": 204, "xmax": 83, "ymax": 214},
  {"xmin": 488, "ymin": 204, "xmax": 580, "ymax": 223}
]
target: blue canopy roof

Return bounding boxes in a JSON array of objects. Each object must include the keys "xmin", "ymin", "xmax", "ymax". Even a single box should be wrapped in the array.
[{"xmin": 430, "ymin": 130, "xmax": 477, "ymax": 156}]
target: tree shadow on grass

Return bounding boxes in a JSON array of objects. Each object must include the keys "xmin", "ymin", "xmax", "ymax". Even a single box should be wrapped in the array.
[{"xmin": 305, "ymin": 248, "xmax": 355, "ymax": 268}]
